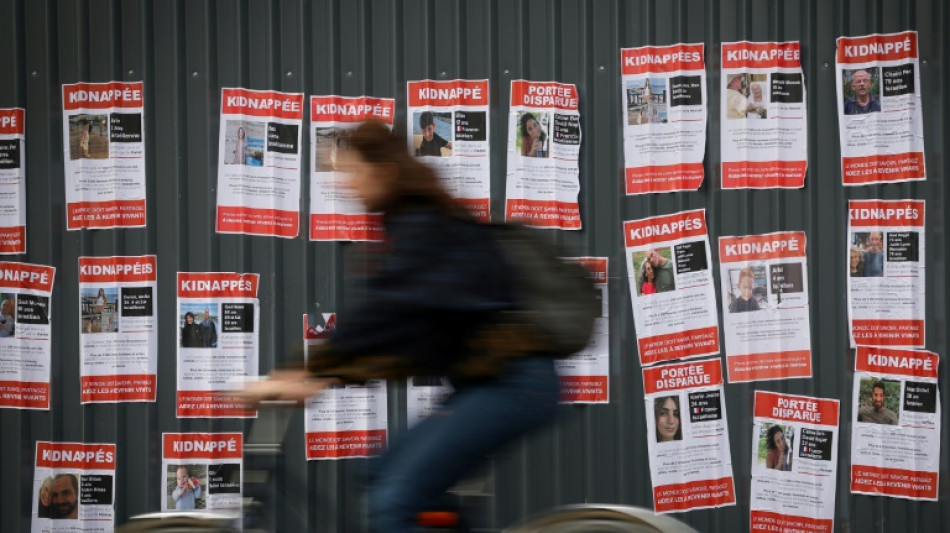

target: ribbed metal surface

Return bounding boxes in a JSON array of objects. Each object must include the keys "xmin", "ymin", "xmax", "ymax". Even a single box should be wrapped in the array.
[{"xmin": 0, "ymin": 1, "xmax": 946, "ymax": 531}]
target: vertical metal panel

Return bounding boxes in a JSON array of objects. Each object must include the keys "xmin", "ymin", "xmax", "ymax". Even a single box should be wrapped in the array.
[{"xmin": 0, "ymin": 0, "xmax": 947, "ymax": 531}]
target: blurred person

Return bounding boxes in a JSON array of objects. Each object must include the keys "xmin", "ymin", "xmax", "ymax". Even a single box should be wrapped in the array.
[
  {"xmin": 240, "ymin": 121, "xmax": 559, "ymax": 533},
  {"xmin": 858, "ymin": 381, "xmax": 898, "ymax": 425},
  {"xmin": 171, "ymin": 466, "xmax": 201, "ymax": 510},
  {"xmin": 654, "ymin": 396, "xmax": 681, "ymax": 442},
  {"xmin": 200, "ymin": 308, "xmax": 218, "ymax": 348},
  {"xmin": 416, "ymin": 112, "xmax": 452, "ymax": 156},
  {"xmin": 844, "ymin": 69, "xmax": 880, "ymax": 115},
  {"xmin": 765, "ymin": 425, "xmax": 790, "ymax": 470},
  {"xmin": 180, "ymin": 312, "xmax": 203, "ymax": 348},
  {"xmin": 863, "ymin": 231, "xmax": 884, "ymax": 277},
  {"xmin": 729, "ymin": 267, "xmax": 760, "ymax": 313},
  {"xmin": 639, "ymin": 260, "xmax": 657, "ymax": 295},
  {"xmin": 37, "ymin": 476, "xmax": 53, "ymax": 518},
  {"xmin": 51, "ymin": 474, "xmax": 78, "ymax": 519},
  {"xmin": 849, "ymin": 247, "xmax": 865, "ymax": 277},
  {"xmin": 519, "ymin": 112, "xmax": 547, "ymax": 157}
]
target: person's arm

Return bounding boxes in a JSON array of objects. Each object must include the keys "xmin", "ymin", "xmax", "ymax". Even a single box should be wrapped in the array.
[
  {"xmin": 171, "ymin": 486, "xmax": 182, "ymax": 502},
  {"xmin": 766, "ymin": 450, "xmax": 777, "ymax": 469},
  {"xmin": 209, "ymin": 322, "xmax": 217, "ymax": 346}
]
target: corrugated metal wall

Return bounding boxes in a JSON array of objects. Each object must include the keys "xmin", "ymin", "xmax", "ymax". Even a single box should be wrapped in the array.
[{"xmin": 0, "ymin": 0, "xmax": 946, "ymax": 531}]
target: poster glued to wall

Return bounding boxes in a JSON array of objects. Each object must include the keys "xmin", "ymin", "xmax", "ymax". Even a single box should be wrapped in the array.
[
  {"xmin": 0, "ymin": 262, "xmax": 55, "ymax": 410},
  {"xmin": 850, "ymin": 346, "xmax": 940, "ymax": 500},
  {"xmin": 557, "ymin": 257, "xmax": 609, "ymax": 403},
  {"xmin": 0, "ymin": 108, "xmax": 26, "ymax": 253},
  {"xmin": 750, "ymin": 391, "xmax": 840, "ymax": 533},
  {"xmin": 309, "ymin": 96, "xmax": 394, "ymax": 241},
  {"xmin": 836, "ymin": 31, "xmax": 925, "ymax": 185},
  {"xmin": 620, "ymin": 44, "xmax": 707, "ymax": 194},
  {"xmin": 406, "ymin": 375, "xmax": 453, "ymax": 427},
  {"xmin": 304, "ymin": 314, "xmax": 388, "ymax": 459},
  {"xmin": 623, "ymin": 209, "xmax": 719, "ymax": 366},
  {"xmin": 847, "ymin": 199, "xmax": 924, "ymax": 348},
  {"xmin": 62, "ymin": 82, "xmax": 146, "ymax": 230},
  {"xmin": 79, "ymin": 256, "xmax": 157, "ymax": 403},
  {"xmin": 643, "ymin": 358, "xmax": 735, "ymax": 513},
  {"xmin": 161, "ymin": 433, "xmax": 242, "ymax": 512},
  {"xmin": 505, "ymin": 80, "xmax": 581, "ymax": 229},
  {"xmin": 406, "ymin": 79, "xmax": 491, "ymax": 221},
  {"xmin": 176, "ymin": 272, "xmax": 259, "ymax": 418},
  {"xmin": 33, "ymin": 441, "xmax": 116, "ymax": 531},
  {"xmin": 216, "ymin": 88, "xmax": 304, "ymax": 238},
  {"xmin": 720, "ymin": 41, "xmax": 807, "ymax": 189},
  {"xmin": 718, "ymin": 232, "xmax": 812, "ymax": 382}
]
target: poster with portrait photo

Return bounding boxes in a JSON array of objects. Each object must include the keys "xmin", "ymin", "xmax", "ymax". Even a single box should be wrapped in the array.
[
  {"xmin": 847, "ymin": 199, "xmax": 925, "ymax": 348},
  {"xmin": 642, "ymin": 358, "xmax": 735, "ymax": 513},
  {"xmin": 718, "ymin": 232, "xmax": 812, "ymax": 382},
  {"xmin": 33, "ymin": 442, "xmax": 116, "ymax": 532},
  {"xmin": 721, "ymin": 41, "xmax": 807, "ymax": 189},
  {"xmin": 0, "ymin": 108, "xmax": 27, "ymax": 254},
  {"xmin": 165, "ymin": 463, "xmax": 207, "ymax": 510},
  {"xmin": 407, "ymin": 79, "xmax": 491, "ymax": 221},
  {"xmin": 836, "ymin": 31, "xmax": 925, "ymax": 185},
  {"xmin": 0, "ymin": 262, "xmax": 55, "ymax": 410},
  {"xmin": 309, "ymin": 95, "xmax": 394, "ymax": 241},
  {"xmin": 216, "ymin": 87, "xmax": 304, "ymax": 238},
  {"xmin": 407, "ymin": 375, "xmax": 453, "ymax": 427},
  {"xmin": 161, "ymin": 433, "xmax": 242, "ymax": 512},
  {"xmin": 556, "ymin": 258, "xmax": 609, "ymax": 404},
  {"xmin": 851, "ymin": 347, "xmax": 940, "ymax": 500}
]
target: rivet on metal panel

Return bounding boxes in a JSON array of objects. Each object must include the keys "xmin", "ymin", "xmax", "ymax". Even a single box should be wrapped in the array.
[
  {"xmin": 346, "ymin": 71, "xmax": 353, "ymax": 78},
  {"xmin": 286, "ymin": 71, "xmax": 294, "ymax": 78},
  {"xmin": 599, "ymin": 65, "xmax": 605, "ymax": 71},
  {"xmin": 440, "ymin": 71, "xmax": 447, "ymax": 78},
  {"xmin": 921, "ymin": 58, "xmax": 928, "ymax": 65},
  {"xmin": 823, "ymin": 62, "xmax": 829, "ymax": 68},
  {"xmin": 31, "ymin": 71, "xmax": 38, "ymax": 77},
  {"xmin": 128, "ymin": 70, "xmax": 135, "ymax": 77},
  {"xmin": 503, "ymin": 69, "xmax": 510, "ymax": 75},
  {"xmin": 192, "ymin": 71, "xmax": 199, "ymax": 78}
]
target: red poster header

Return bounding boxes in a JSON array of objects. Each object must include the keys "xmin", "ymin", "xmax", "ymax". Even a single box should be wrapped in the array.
[
  {"xmin": 754, "ymin": 391, "xmax": 839, "ymax": 427},
  {"xmin": 855, "ymin": 346, "xmax": 938, "ymax": 379},
  {"xmin": 407, "ymin": 79, "xmax": 489, "ymax": 107},
  {"xmin": 0, "ymin": 262, "xmax": 55, "ymax": 292},
  {"xmin": 719, "ymin": 231, "xmax": 806, "ymax": 262},
  {"xmin": 0, "ymin": 108, "xmax": 25, "ymax": 135},
  {"xmin": 837, "ymin": 31, "xmax": 918, "ymax": 64},
  {"xmin": 565, "ymin": 257, "xmax": 608, "ymax": 282},
  {"xmin": 162, "ymin": 433, "xmax": 243, "ymax": 460},
  {"xmin": 221, "ymin": 88, "xmax": 304, "ymax": 119},
  {"xmin": 643, "ymin": 358, "xmax": 723, "ymax": 394},
  {"xmin": 177, "ymin": 272, "xmax": 259, "ymax": 298},
  {"xmin": 310, "ymin": 96, "xmax": 395, "ymax": 124},
  {"xmin": 63, "ymin": 81, "xmax": 144, "ymax": 111},
  {"xmin": 624, "ymin": 209, "xmax": 707, "ymax": 248},
  {"xmin": 35, "ymin": 442, "xmax": 116, "ymax": 469},
  {"xmin": 849, "ymin": 199, "xmax": 924, "ymax": 227},
  {"xmin": 722, "ymin": 41, "xmax": 802, "ymax": 69},
  {"xmin": 510, "ymin": 80, "xmax": 579, "ymax": 110},
  {"xmin": 79, "ymin": 255, "xmax": 156, "ymax": 283},
  {"xmin": 621, "ymin": 44, "xmax": 705, "ymax": 75}
]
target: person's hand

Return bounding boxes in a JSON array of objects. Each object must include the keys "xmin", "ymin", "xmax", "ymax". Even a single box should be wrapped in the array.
[
  {"xmin": 531, "ymin": 139, "xmax": 542, "ymax": 154},
  {"xmin": 233, "ymin": 369, "xmax": 338, "ymax": 407}
]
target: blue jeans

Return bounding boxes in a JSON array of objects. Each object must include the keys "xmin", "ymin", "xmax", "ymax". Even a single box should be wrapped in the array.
[{"xmin": 368, "ymin": 357, "xmax": 560, "ymax": 532}]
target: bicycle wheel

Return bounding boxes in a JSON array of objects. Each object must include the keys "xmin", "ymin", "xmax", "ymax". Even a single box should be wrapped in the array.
[{"xmin": 504, "ymin": 504, "xmax": 699, "ymax": 533}]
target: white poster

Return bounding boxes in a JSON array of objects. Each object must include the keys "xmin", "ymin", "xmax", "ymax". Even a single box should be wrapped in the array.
[
  {"xmin": 836, "ymin": 31, "xmax": 925, "ymax": 185},
  {"xmin": 161, "ymin": 433, "xmax": 243, "ymax": 512},
  {"xmin": 850, "ymin": 346, "xmax": 940, "ymax": 500},
  {"xmin": 720, "ymin": 41, "xmax": 807, "ymax": 189},
  {"xmin": 642, "ymin": 358, "xmax": 735, "ymax": 513},
  {"xmin": 62, "ymin": 82, "xmax": 146, "ymax": 230},
  {"xmin": 847, "ymin": 199, "xmax": 925, "ymax": 348},
  {"xmin": 0, "ymin": 108, "xmax": 26, "ymax": 253},
  {"xmin": 216, "ymin": 88, "xmax": 304, "ymax": 237},
  {"xmin": 620, "ymin": 44, "xmax": 707, "ymax": 194},
  {"xmin": 557, "ymin": 257, "xmax": 609, "ymax": 403},
  {"xmin": 505, "ymin": 80, "xmax": 581, "ymax": 229},
  {"xmin": 750, "ymin": 391, "xmax": 840, "ymax": 533},
  {"xmin": 623, "ymin": 209, "xmax": 720, "ymax": 366},
  {"xmin": 304, "ymin": 314, "xmax": 388, "ymax": 459},
  {"xmin": 33, "ymin": 442, "xmax": 116, "ymax": 532},
  {"xmin": 406, "ymin": 79, "xmax": 491, "ymax": 221},
  {"xmin": 79, "ymin": 256, "xmax": 157, "ymax": 403},
  {"xmin": 176, "ymin": 272, "xmax": 259, "ymax": 418},
  {"xmin": 0, "ymin": 262, "xmax": 55, "ymax": 410},
  {"xmin": 718, "ymin": 232, "xmax": 812, "ymax": 382},
  {"xmin": 309, "ymin": 96, "xmax": 394, "ymax": 241},
  {"xmin": 406, "ymin": 376, "xmax": 453, "ymax": 427}
]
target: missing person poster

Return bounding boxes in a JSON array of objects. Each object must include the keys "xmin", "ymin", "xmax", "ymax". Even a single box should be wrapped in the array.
[
  {"xmin": 718, "ymin": 232, "xmax": 812, "ymax": 382},
  {"xmin": 309, "ymin": 96, "xmax": 394, "ymax": 241},
  {"xmin": 406, "ymin": 79, "xmax": 491, "ymax": 221},
  {"xmin": 557, "ymin": 257, "xmax": 609, "ymax": 403},
  {"xmin": 33, "ymin": 442, "xmax": 116, "ymax": 532},
  {"xmin": 620, "ymin": 44, "xmax": 707, "ymax": 194},
  {"xmin": 216, "ymin": 88, "xmax": 304, "ymax": 237},
  {"xmin": 847, "ymin": 199, "xmax": 925, "ymax": 347},
  {"xmin": 505, "ymin": 80, "xmax": 581, "ymax": 229},
  {"xmin": 836, "ymin": 31, "xmax": 925, "ymax": 185},
  {"xmin": 624, "ymin": 209, "xmax": 720, "ymax": 366},
  {"xmin": 0, "ymin": 262, "xmax": 55, "ymax": 410},
  {"xmin": 62, "ymin": 82, "xmax": 146, "ymax": 230},
  {"xmin": 304, "ymin": 314, "xmax": 388, "ymax": 459},
  {"xmin": 176, "ymin": 272, "xmax": 259, "ymax": 418},
  {"xmin": 643, "ymin": 358, "xmax": 735, "ymax": 513},
  {"xmin": 0, "ymin": 108, "xmax": 26, "ymax": 253},
  {"xmin": 850, "ymin": 346, "xmax": 940, "ymax": 500},
  {"xmin": 161, "ymin": 433, "xmax": 242, "ymax": 512},
  {"xmin": 406, "ymin": 376, "xmax": 453, "ymax": 427},
  {"xmin": 721, "ymin": 42, "xmax": 807, "ymax": 189},
  {"xmin": 750, "ymin": 391, "xmax": 840, "ymax": 533},
  {"xmin": 78, "ymin": 256, "xmax": 157, "ymax": 403}
]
